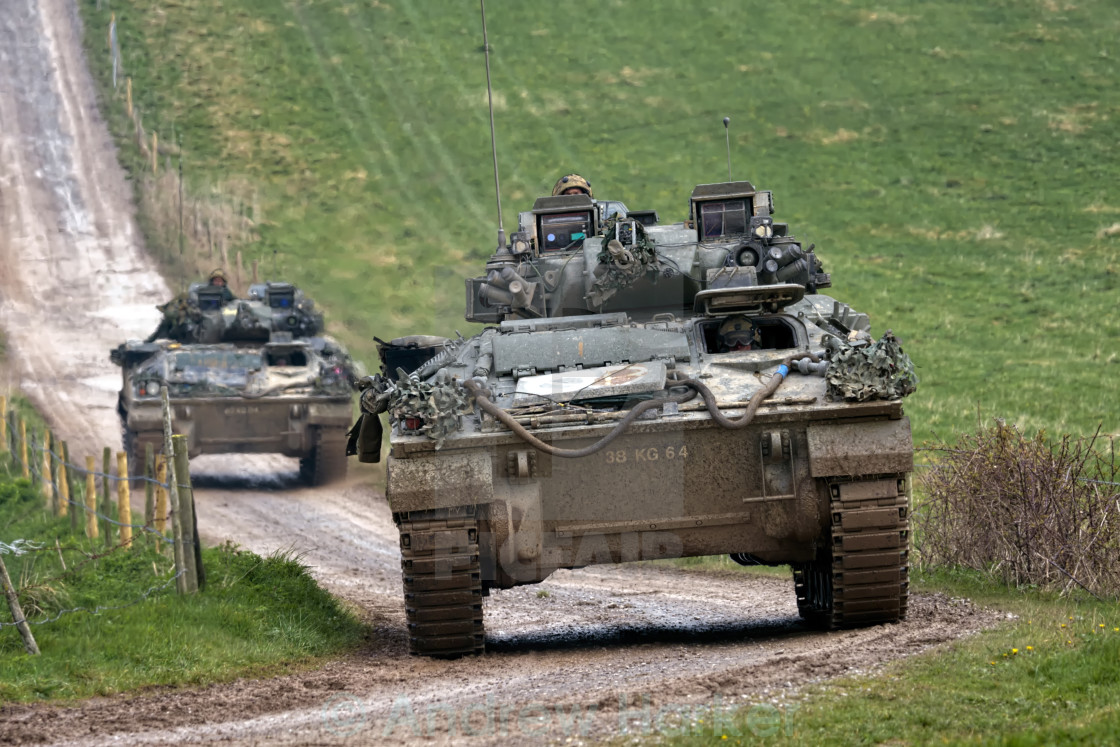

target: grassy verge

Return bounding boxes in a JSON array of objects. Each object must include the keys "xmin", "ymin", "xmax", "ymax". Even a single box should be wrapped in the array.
[
  {"xmin": 0, "ymin": 461, "xmax": 365, "ymax": 703},
  {"xmin": 586, "ymin": 556, "xmax": 1120, "ymax": 746},
  {"xmin": 636, "ymin": 565, "xmax": 1119, "ymax": 745}
]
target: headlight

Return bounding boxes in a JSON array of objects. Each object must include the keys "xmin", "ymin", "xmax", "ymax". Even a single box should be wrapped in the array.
[{"xmin": 135, "ymin": 380, "xmax": 162, "ymax": 397}]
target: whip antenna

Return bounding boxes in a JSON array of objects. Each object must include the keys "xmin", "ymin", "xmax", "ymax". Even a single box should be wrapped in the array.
[
  {"xmin": 480, "ymin": 0, "xmax": 506, "ymax": 252},
  {"xmin": 723, "ymin": 116, "xmax": 732, "ymax": 182}
]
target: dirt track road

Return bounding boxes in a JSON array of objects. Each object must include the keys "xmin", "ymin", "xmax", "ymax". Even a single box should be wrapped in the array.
[{"xmin": 0, "ymin": 2, "xmax": 1000, "ymax": 745}]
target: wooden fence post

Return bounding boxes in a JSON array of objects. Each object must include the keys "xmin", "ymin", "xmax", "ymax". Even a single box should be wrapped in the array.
[
  {"xmin": 43, "ymin": 429, "xmax": 56, "ymax": 513},
  {"xmin": 0, "ymin": 553, "xmax": 39, "ymax": 656},
  {"xmin": 144, "ymin": 444, "xmax": 155, "ymax": 528},
  {"xmin": 116, "ymin": 452, "xmax": 132, "ymax": 549},
  {"xmin": 19, "ymin": 418, "xmax": 29, "ymax": 479},
  {"xmin": 85, "ymin": 456, "xmax": 98, "ymax": 539},
  {"xmin": 63, "ymin": 442, "xmax": 77, "ymax": 533},
  {"xmin": 29, "ymin": 431, "xmax": 40, "ymax": 490},
  {"xmin": 162, "ymin": 391, "xmax": 186, "ymax": 593},
  {"xmin": 100, "ymin": 447, "xmax": 112, "ymax": 547},
  {"xmin": 154, "ymin": 455, "xmax": 168, "ymax": 534},
  {"xmin": 0, "ymin": 395, "xmax": 7, "ymax": 453},
  {"xmin": 172, "ymin": 434, "xmax": 200, "ymax": 592},
  {"xmin": 56, "ymin": 442, "xmax": 70, "ymax": 519}
]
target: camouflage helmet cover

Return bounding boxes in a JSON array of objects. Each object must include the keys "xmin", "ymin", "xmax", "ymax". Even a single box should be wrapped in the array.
[
  {"xmin": 718, "ymin": 315, "xmax": 754, "ymax": 347},
  {"xmin": 552, "ymin": 173, "xmax": 593, "ymax": 198},
  {"xmin": 208, "ymin": 268, "xmax": 228, "ymax": 282}
]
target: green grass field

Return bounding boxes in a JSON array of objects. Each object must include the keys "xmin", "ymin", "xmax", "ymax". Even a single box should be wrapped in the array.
[{"xmin": 82, "ymin": 0, "xmax": 1120, "ymax": 447}]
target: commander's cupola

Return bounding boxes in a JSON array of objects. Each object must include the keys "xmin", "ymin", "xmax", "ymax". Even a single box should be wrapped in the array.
[{"xmin": 689, "ymin": 180, "xmax": 774, "ymax": 243}]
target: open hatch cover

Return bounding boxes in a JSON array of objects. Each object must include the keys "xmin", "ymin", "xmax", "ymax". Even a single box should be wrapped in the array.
[{"xmin": 693, "ymin": 283, "xmax": 805, "ymax": 316}]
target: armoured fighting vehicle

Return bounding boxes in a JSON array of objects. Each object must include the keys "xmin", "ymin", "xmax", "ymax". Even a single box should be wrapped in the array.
[
  {"xmin": 113, "ymin": 280, "xmax": 360, "ymax": 485},
  {"xmin": 353, "ymin": 180, "xmax": 917, "ymax": 656}
]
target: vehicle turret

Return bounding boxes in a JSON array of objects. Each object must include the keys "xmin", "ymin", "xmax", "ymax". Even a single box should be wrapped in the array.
[
  {"xmin": 465, "ymin": 181, "xmax": 829, "ymax": 326},
  {"xmin": 143, "ymin": 279, "xmax": 325, "ymax": 344}
]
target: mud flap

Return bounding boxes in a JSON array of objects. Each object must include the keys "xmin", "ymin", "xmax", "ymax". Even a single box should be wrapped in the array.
[{"xmin": 346, "ymin": 412, "xmax": 383, "ymax": 463}]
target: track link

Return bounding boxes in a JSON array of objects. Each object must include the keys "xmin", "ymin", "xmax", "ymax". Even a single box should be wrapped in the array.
[
  {"xmin": 794, "ymin": 476, "xmax": 909, "ymax": 627},
  {"xmin": 396, "ymin": 506, "xmax": 485, "ymax": 657}
]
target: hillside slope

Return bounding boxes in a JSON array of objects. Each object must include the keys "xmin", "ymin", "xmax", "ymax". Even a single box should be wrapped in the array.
[{"xmin": 81, "ymin": 0, "xmax": 1120, "ymax": 444}]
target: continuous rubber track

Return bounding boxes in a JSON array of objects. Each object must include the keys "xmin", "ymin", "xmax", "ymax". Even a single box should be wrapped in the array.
[
  {"xmin": 303, "ymin": 426, "xmax": 349, "ymax": 485},
  {"xmin": 794, "ymin": 476, "xmax": 909, "ymax": 627},
  {"xmin": 397, "ymin": 506, "xmax": 485, "ymax": 656}
]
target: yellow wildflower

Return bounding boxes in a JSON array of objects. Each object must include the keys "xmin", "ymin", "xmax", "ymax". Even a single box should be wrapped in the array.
[{"xmin": 1026, "ymin": 646, "xmax": 1033, "ymax": 651}]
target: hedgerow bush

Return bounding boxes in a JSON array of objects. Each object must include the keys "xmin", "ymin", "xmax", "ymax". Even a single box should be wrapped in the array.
[{"xmin": 915, "ymin": 422, "xmax": 1120, "ymax": 598}]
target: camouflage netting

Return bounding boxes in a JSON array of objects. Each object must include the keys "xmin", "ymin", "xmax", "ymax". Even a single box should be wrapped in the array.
[
  {"xmin": 387, "ymin": 369, "xmax": 473, "ymax": 449},
  {"xmin": 824, "ymin": 330, "xmax": 918, "ymax": 402},
  {"xmin": 148, "ymin": 293, "xmax": 204, "ymax": 342},
  {"xmin": 587, "ymin": 217, "xmax": 664, "ymax": 308}
]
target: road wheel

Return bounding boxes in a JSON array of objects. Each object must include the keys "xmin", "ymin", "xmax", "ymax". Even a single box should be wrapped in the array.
[
  {"xmin": 302, "ymin": 427, "xmax": 348, "ymax": 486},
  {"xmin": 792, "ymin": 553, "xmax": 833, "ymax": 626}
]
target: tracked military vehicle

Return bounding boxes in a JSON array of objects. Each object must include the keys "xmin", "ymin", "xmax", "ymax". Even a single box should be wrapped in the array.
[
  {"xmin": 113, "ymin": 280, "xmax": 360, "ymax": 485},
  {"xmin": 353, "ymin": 181, "xmax": 917, "ymax": 656}
]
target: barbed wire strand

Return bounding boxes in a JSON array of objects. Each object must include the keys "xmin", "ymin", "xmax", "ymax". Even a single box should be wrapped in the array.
[
  {"xmin": 43, "ymin": 444, "xmax": 170, "ymax": 488},
  {"xmin": 0, "ymin": 540, "xmax": 46, "ymax": 556},
  {"xmin": 17, "ymin": 537, "xmax": 161, "ymax": 587},
  {"xmin": 0, "ymin": 569, "xmax": 186, "ymax": 628},
  {"xmin": 6, "ymin": 442, "xmax": 171, "ymax": 489},
  {"xmin": 59, "ymin": 496, "xmax": 181, "ymax": 543}
]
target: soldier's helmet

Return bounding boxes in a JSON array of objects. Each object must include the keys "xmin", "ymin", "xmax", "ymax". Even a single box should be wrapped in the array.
[
  {"xmin": 208, "ymin": 268, "xmax": 228, "ymax": 283},
  {"xmin": 551, "ymin": 173, "xmax": 593, "ymax": 199},
  {"xmin": 718, "ymin": 315, "xmax": 754, "ymax": 349}
]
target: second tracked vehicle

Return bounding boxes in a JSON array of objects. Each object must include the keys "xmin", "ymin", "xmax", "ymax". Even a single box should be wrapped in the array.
[{"xmin": 114, "ymin": 279, "xmax": 360, "ymax": 485}]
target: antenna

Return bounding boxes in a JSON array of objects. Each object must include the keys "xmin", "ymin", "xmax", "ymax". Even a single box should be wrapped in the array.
[
  {"xmin": 178, "ymin": 131, "xmax": 186, "ymax": 295},
  {"xmin": 178, "ymin": 133, "xmax": 184, "ymax": 260},
  {"xmin": 480, "ymin": 0, "xmax": 507, "ymax": 253},
  {"xmin": 723, "ymin": 116, "xmax": 732, "ymax": 182}
]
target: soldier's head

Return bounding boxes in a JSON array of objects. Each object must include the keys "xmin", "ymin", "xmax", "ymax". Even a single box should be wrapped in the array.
[
  {"xmin": 552, "ymin": 173, "xmax": 593, "ymax": 199},
  {"xmin": 718, "ymin": 315, "xmax": 754, "ymax": 351},
  {"xmin": 208, "ymin": 268, "xmax": 228, "ymax": 287}
]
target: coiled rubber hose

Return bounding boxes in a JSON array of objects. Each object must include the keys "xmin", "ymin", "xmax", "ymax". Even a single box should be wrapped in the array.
[
  {"xmin": 461, "ymin": 353, "xmax": 819, "ymax": 458},
  {"xmin": 666, "ymin": 353, "xmax": 821, "ymax": 430}
]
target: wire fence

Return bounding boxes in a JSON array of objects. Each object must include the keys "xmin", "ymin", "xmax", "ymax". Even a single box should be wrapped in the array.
[
  {"xmin": 99, "ymin": 9, "xmax": 263, "ymax": 294},
  {"xmin": 0, "ymin": 393, "xmax": 203, "ymax": 655},
  {"xmin": 0, "ymin": 569, "xmax": 186, "ymax": 629}
]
